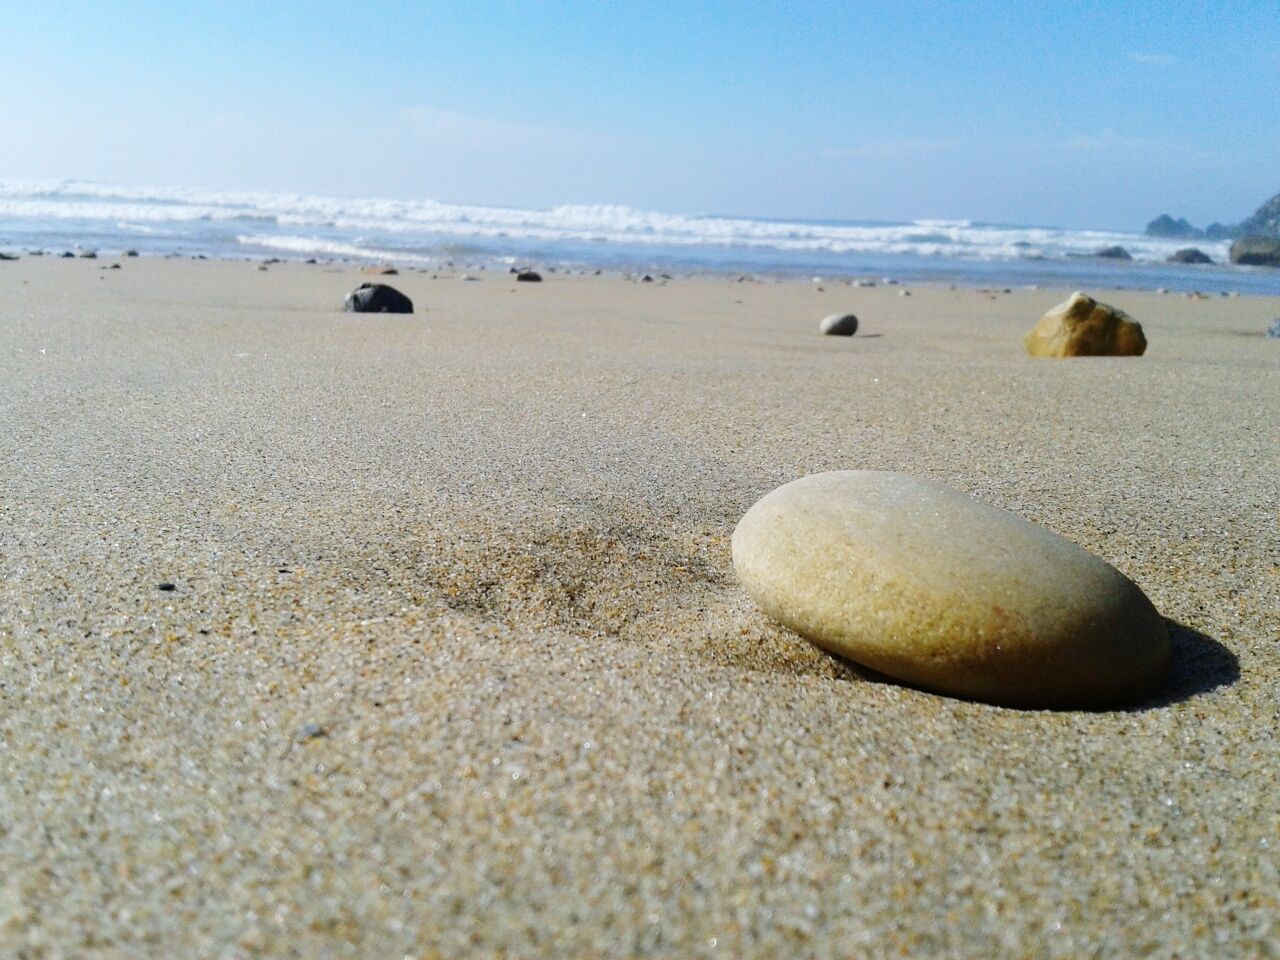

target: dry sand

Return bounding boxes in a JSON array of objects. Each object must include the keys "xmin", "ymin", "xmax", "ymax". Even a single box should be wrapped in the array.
[{"xmin": 1, "ymin": 257, "xmax": 1277, "ymax": 958}]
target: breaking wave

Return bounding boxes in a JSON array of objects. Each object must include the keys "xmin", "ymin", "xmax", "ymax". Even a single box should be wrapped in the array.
[{"xmin": 2, "ymin": 178, "xmax": 1251, "ymax": 290}]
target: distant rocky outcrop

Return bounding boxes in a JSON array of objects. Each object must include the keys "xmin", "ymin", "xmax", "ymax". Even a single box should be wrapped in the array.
[
  {"xmin": 1229, "ymin": 237, "xmax": 1280, "ymax": 267},
  {"xmin": 1146, "ymin": 190, "xmax": 1280, "ymax": 242},
  {"xmin": 1237, "ymin": 192, "xmax": 1280, "ymax": 238},
  {"xmin": 1145, "ymin": 214, "xmax": 1203, "ymax": 239},
  {"xmin": 1168, "ymin": 248, "xmax": 1213, "ymax": 265}
]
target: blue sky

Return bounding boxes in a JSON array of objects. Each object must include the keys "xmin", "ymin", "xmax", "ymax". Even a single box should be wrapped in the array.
[{"xmin": 2, "ymin": 0, "xmax": 1277, "ymax": 228}]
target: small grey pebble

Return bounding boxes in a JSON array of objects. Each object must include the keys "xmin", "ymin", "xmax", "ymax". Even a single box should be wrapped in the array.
[
  {"xmin": 298, "ymin": 724, "xmax": 327, "ymax": 741},
  {"xmin": 157, "ymin": 582, "xmax": 176, "ymax": 591},
  {"xmin": 1266, "ymin": 318, "xmax": 1280, "ymax": 339}
]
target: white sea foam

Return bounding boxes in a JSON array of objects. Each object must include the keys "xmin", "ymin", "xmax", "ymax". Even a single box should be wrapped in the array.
[
  {"xmin": 0, "ymin": 177, "xmax": 1235, "ymax": 264},
  {"xmin": 237, "ymin": 234, "xmax": 436, "ymax": 263}
]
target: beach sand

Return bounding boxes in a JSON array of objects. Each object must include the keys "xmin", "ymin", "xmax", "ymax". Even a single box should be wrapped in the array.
[{"xmin": 2, "ymin": 258, "xmax": 1277, "ymax": 958}]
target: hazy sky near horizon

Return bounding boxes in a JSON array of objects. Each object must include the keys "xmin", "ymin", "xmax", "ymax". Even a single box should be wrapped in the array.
[{"xmin": 2, "ymin": 0, "xmax": 1277, "ymax": 229}]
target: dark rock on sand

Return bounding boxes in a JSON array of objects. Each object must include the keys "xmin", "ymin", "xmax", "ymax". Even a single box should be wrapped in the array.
[
  {"xmin": 1229, "ymin": 237, "xmax": 1280, "ymax": 267},
  {"xmin": 61, "ymin": 252, "xmax": 75, "ymax": 258},
  {"xmin": 79, "ymin": 251, "xmax": 97, "ymax": 259},
  {"xmin": 344, "ymin": 283, "xmax": 414, "ymax": 314},
  {"xmin": 1146, "ymin": 215, "xmax": 1203, "ymax": 239},
  {"xmin": 1094, "ymin": 246, "xmax": 1133, "ymax": 260},
  {"xmin": 1168, "ymin": 248, "xmax": 1213, "ymax": 265},
  {"xmin": 516, "ymin": 270, "xmax": 542, "ymax": 282},
  {"xmin": 0, "ymin": 252, "xmax": 18, "ymax": 261},
  {"xmin": 125, "ymin": 249, "xmax": 139, "ymax": 257}
]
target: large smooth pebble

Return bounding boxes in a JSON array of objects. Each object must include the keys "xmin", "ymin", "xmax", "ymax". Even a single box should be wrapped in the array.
[{"xmin": 731, "ymin": 471, "xmax": 1170, "ymax": 707}]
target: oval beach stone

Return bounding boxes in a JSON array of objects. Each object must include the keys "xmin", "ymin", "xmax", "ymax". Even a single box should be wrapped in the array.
[
  {"xmin": 820, "ymin": 313, "xmax": 859, "ymax": 336},
  {"xmin": 732, "ymin": 471, "xmax": 1170, "ymax": 707}
]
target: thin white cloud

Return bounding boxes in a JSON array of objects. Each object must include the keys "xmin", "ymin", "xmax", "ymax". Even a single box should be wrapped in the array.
[
  {"xmin": 398, "ymin": 105, "xmax": 596, "ymax": 152},
  {"xmin": 821, "ymin": 138, "xmax": 966, "ymax": 160},
  {"xmin": 1127, "ymin": 52, "xmax": 1176, "ymax": 65},
  {"xmin": 1054, "ymin": 129, "xmax": 1217, "ymax": 164}
]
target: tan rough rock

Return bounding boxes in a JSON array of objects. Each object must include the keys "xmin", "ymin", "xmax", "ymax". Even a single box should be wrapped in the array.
[
  {"xmin": 1024, "ymin": 292, "xmax": 1148, "ymax": 357},
  {"xmin": 731, "ymin": 471, "xmax": 1170, "ymax": 707}
]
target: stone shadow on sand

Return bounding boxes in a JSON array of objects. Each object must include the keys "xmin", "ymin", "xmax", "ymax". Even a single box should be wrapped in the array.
[{"xmin": 1131, "ymin": 619, "xmax": 1240, "ymax": 710}]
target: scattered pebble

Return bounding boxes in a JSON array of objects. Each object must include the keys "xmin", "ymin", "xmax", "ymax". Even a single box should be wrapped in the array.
[
  {"xmin": 819, "ymin": 313, "xmax": 859, "ymax": 336},
  {"xmin": 516, "ymin": 270, "xmax": 542, "ymax": 283},
  {"xmin": 156, "ymin": 582, "xmax": 176, "ymax": 592},
  {"xmin": 298, "ymin": 724, "xmax": 327, "ymax": 741}
]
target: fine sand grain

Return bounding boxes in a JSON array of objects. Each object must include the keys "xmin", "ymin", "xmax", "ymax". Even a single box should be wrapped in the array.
[{"xmin": 2, "ymin": 259, "xmax": 1277, "ymax": 958}]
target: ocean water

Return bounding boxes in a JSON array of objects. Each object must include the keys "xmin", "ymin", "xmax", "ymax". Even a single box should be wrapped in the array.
[{"xmin": 3, "ymin": 178, "xmax": 1278, "ymax": 294}]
